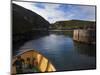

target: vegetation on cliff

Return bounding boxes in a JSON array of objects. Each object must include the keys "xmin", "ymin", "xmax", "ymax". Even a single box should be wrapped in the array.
[
  {"xmin": 13, "ymin": 3, "xmax": 50, "ymax": 42},
  {"xmin": 50, "ymin": 20, "xmax": 96, "ymax": 30}
]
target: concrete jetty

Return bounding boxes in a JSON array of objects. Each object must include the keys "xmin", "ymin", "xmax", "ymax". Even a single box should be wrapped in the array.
[{"xmin": 73, "ymin": 29, "xmax": 96, "ymax": 44}]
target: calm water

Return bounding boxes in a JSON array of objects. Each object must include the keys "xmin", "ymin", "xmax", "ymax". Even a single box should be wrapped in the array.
[{"xmin": 16, "ymin": 31, "xmax": 96, "ymax": 71}]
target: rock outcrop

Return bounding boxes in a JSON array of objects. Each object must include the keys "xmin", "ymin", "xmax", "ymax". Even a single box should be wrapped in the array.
[
  {"xmin": 12, "ymin": 3, "xmax": 50, "ymax": 51},
  {"xmin": 12, "ymin": 3, "xmax": 50, "ymax": 41}
]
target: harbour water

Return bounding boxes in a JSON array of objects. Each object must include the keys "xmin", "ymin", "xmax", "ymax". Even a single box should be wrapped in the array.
[{"xmin": 15, "ymin": 31, "xmax": 96, "ymax": 71}]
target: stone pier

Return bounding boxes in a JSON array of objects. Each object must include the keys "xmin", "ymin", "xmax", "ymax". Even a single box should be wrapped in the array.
[{"xmin": 73, "ymin": 29, "xmax": 96, "ymax": 44}]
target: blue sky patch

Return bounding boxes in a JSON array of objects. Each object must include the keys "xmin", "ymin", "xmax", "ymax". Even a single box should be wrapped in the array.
[
  {"xmin": 13, "ymin": 1, "xmax": 96, "ymax": 23},
  {"xmin": 34, "ymin": 3, "xmax": 45, "ymax": 9}
]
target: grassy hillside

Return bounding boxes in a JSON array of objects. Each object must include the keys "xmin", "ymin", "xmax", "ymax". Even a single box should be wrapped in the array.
[
  {"xmin": 13, "ymin": 4, "xmax": 50, "ymax": 34},
  {"xmin": 50, "ymin": 20, "xmax": 96, "ymax": 30}
]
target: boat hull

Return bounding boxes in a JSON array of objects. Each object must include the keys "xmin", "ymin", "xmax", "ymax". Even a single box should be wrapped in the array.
[{"xmin": 12, "ymin": 50, "xmax": 56, "ymax": 74}]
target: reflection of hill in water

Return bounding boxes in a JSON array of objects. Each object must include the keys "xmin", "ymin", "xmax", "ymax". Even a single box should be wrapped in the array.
[
  {"xmin": 74, "ymin": 42, "xmax": 96, "ymax": 57},
  {"xmin": 49, "ymin": 31, "xmax": 73, "ymax": 37}
]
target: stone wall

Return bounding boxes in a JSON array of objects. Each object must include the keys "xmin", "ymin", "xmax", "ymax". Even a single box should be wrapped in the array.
[{"xmin": 73, "ymin": 29, "xmax": 96, "ymax": 44}]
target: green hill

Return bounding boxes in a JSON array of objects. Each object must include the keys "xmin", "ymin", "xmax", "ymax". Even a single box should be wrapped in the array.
[
  {"xmin": 50, "ymin": 20, "xmax": 96, "ymax": 30},
  {"xmin": 13, "ymin": 3, "xmax": 50, "ymax": 34},
  {"xmin": 13, "ymin": 3, "xmax": 50, "ymax": 42}
]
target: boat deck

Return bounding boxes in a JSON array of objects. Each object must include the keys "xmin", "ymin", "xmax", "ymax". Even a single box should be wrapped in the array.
[{"xmin": 12, "ymin": 50, "xmax": 56, "ymax": 74}]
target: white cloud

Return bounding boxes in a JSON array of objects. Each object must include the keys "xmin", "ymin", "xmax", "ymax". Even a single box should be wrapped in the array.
[
  {"xmin": 12, "ymin": 1, "xmax": 96, "ymax": 23},
  {"xmin": 12, "ymin": 1, "xmax": 74, "ymax": 23},
  {"xmin": 81, "ymin": 6, "xmax": 95, "ymax": 21},
  {"xmin": 72, "ymin": 5, "xmax": 96, "ymax": 21}
]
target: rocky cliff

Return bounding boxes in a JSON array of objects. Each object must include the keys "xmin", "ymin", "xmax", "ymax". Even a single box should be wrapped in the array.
[
  {"xmin": 13, "ymin": 3, "xmax": 50, "ymax": 34},
  {"xmin": 12, "ymin": 4, "xmax": 49, "ymax": 41},
  {"xmin": 12, "ymin": 3, "xmax": 50, "ymax": 51}
]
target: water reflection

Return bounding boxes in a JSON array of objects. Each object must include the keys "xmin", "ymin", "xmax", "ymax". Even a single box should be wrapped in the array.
[
  {"xmin": 74, "ymin": 42, "xmax": 96, "ymax": 57},
  {"xmin": 17, "ymin": 31, "xmax": 96, "ymax": 71},
  {"xmin": 50, "ymin": 31, "xmax": 73, "ymax": 37}
]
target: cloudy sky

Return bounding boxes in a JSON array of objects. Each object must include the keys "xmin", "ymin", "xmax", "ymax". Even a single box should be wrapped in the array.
[{"xmin": 13, "ymin": 1, "xmax": 96, "ymax": 23}]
